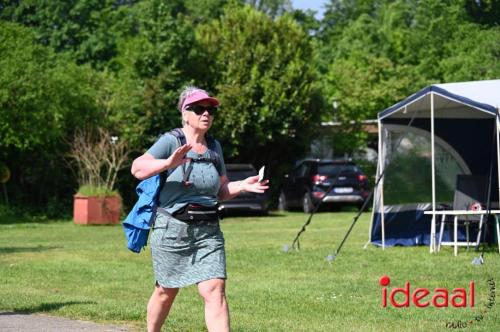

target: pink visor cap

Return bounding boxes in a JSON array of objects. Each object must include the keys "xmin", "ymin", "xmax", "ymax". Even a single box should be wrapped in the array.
[{"xmin": 181, "ymin": 91, "xmax": 220, "ymax": 111}]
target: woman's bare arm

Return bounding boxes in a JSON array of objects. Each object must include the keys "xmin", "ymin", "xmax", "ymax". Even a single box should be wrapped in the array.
[
  {"xmin": 131, "ymin": 144, "xmax": 192, "ymax": 180},
  {"xmin": 218, "ymin": 175, "xmax": 269, "ymax": 201}
]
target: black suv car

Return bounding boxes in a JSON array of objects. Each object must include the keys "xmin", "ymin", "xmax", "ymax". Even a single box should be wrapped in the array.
[
  {"xmin": 219, "ymin": 164, "xmax": 268, "ymax": 215},
  {"xmin": 278, "ymin": 159, "xmax": 370, "ymax": 213}
]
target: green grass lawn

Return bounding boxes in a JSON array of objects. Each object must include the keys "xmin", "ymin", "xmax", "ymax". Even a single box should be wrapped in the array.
[{"xmin": 0, "ymin": 211, "xmax": 498, "ymax": 331}]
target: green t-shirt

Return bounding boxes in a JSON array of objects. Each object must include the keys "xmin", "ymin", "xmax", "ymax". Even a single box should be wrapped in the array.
[{"xmin": 147, "ymin": 132, "xmax": 226, "ymax": 214}]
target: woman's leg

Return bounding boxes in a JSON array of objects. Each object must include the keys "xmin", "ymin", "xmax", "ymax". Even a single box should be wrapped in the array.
[
  {"xmin": 147, "ymin": 284, "xmax": 179, "ymax": 332},
  {"xmin": 197, "ymin": 278, "xmax": 230, "ymax": 332}
]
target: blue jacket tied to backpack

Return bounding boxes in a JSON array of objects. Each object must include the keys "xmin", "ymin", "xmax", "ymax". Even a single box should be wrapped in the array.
[{"xmin": 122, "ymin": 174, "xmax": 162, "ymax": 253}]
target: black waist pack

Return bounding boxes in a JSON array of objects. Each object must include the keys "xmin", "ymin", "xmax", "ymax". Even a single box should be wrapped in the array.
[{"xmin": 173, "ymin": 204, "xmax": 219, "ymax": 222}]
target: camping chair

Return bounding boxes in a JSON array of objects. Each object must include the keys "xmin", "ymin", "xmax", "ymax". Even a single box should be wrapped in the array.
[{"xmin": 437, "ymin": 175, "xmax": 488, "ymax": 254}]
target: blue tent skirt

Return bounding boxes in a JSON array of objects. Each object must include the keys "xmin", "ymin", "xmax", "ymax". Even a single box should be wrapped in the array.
[{"xmin": 150, "ymin": 212, "xmax": 226, "ymax": 288}]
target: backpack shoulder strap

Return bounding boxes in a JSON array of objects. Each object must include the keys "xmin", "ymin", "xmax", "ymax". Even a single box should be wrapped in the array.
[
  {"xmin": 205, "ymin": 134, "xmax": 222, "ymax": 176},
  {"xmin": 168, "ymin": 128, "xmax": 186, "ymax": 146}
]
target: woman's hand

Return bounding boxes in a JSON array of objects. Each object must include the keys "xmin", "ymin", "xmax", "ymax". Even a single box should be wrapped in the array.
[
  {"xmin": 166, "ymin": 144, "xmax": 192, "ymax": 169},
  {"xmin": 131, "ymin": 144, "xmax": 192, "ymax": 180},
  {"xmin": 239, "ymin": 175, "xmax": 269, "ymax": 194},
  {"xmin": 218, "ymin": 174, "xmax": 269, "ymax": 201}
]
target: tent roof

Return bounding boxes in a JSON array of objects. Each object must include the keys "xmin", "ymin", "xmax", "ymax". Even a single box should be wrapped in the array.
[{"xmin": 379, "ymin": 79, "xmax": 500, "ymax": 120}]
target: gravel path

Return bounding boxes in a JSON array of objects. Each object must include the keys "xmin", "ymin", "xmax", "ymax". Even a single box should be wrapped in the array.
[{"xmin": 0, "ymin": 312, "xmax": 133, "ymax": 332}]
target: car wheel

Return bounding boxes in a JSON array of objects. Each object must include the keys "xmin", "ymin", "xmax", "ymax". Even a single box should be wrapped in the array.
[
  {"xmin": 278, "ymin": 191, "xmax": 288, "ymax": 211},
  {"xmin": 302, "ymin": 192, "xmax": 314, "ymax": 214}
]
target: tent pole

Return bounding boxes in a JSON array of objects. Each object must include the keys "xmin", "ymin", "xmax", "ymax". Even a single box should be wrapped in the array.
[
  {"xmin": 496, "ymin": 109, "xmax": 500, "ymax": 209},
  {"xmin": 430, "ymin": 92, "xmax": 436, "ymax": 253},
  {"xmin": 379, "ymin": 121, "xmax": 385, "ymax": 250},
  {"xmin": 368, "ymin": 118, "xmax": 382, "ymax": 247}
]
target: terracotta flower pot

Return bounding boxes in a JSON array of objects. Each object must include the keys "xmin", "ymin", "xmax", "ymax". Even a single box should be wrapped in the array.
[{"xmin": 73, "ymin": 194, "xmax": 121, "ymax": 225}]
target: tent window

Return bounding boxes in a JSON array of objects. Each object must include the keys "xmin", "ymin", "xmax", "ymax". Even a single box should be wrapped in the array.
[{"xmin": 382, "ymin": 125, "xmax": 468, "ymax": 206}]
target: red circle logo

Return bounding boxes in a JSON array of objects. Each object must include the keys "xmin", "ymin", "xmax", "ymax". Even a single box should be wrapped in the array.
[{"xmin": 379, "ymin": 275, "xmax": 391, "ymax": 286}]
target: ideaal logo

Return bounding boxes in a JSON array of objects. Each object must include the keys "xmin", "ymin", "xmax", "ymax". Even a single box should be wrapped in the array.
[
  {"xmin": 379, "ymin": 275, "xmax": 496, "ymax": 329},
  {"xmin": 379, "ymin": 275, "xmax": 474, "ymax": 308}
]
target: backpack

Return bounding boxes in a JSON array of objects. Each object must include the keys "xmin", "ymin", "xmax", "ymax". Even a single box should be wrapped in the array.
[{"xmin": 122, "ymin": 128, "xmax": 222, "ymax": 253}]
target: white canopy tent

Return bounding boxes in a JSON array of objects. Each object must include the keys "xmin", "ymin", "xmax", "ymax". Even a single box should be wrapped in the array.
[{"xmin": 370, "ymin": 79, "xmax": 500, "ymax": 251}]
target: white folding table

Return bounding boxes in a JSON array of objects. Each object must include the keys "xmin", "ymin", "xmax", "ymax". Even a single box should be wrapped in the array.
[{"xmin": 424, "ymin": 210, "xmax": 500, "ymax": 256}]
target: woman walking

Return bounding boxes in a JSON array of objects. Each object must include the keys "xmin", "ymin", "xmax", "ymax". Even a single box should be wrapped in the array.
[{"xmin": 131, "ymin": 86, "xmax": 269, "ymax": 332}]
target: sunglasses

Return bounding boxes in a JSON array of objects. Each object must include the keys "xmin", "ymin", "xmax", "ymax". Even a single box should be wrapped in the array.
[{"xmin": 185, "ymin": 105, "xmax": 218, "ymax": 116}]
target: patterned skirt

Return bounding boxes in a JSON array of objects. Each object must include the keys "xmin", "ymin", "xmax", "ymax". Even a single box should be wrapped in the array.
[{"xmin": 150, "ymin": 212, "xmax": 226, "ymax": 288}]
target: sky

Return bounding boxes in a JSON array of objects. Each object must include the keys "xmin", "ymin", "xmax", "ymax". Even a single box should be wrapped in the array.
[{"xmin": 291, "ymin": 0, "xmax": 329, "ymax": 20}]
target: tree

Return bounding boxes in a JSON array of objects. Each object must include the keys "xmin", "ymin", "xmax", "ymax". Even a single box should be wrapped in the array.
[
  {"xmin": 440, "ymin": 25, "xmax": 500, "ymax": 82},
  {"xmin": 197, "ymin": 5, "xmax": 323, "ymax": 176},
  {"xmin": 183, "ymin": 0, "xmax": 230, "ymax": 24},
  {"xmin": 316, "ymin": 0, "xmax": 499, "ymax": 153},
  {"xmin": 0, "ymin": 0, "xmax": 138, "ymax": 69},
  {"xmin": 111, "ymin": 0, "xmax": 213, "ymax": 144},
  {"xmin": 320, "ymin": 0, "xmax": 384, "ymax": 41},
  {"xmin": 319, "ymin": 7, "xmax": 425, "ymax": 151},
  {"xmin": 402, "ymin": 0, "xmax": 469, "ymax": 80},
  {"xmin": 289, "ymin": 9, "xmax": 321, "ymax": 35},
  {"xmin": 0, "ymin": 21, "xmax": 99, "ymax": 150},
  {"xmin": 465, "ymin": 0, "xmax": 500, "ymax": 27},
  {"xmin": 245, "ymin": 0, "xmax": 292, "ymax": 18},
  {"xmin": 0, "ymin": 21, "xmax": 113, "ymax": 213}
]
